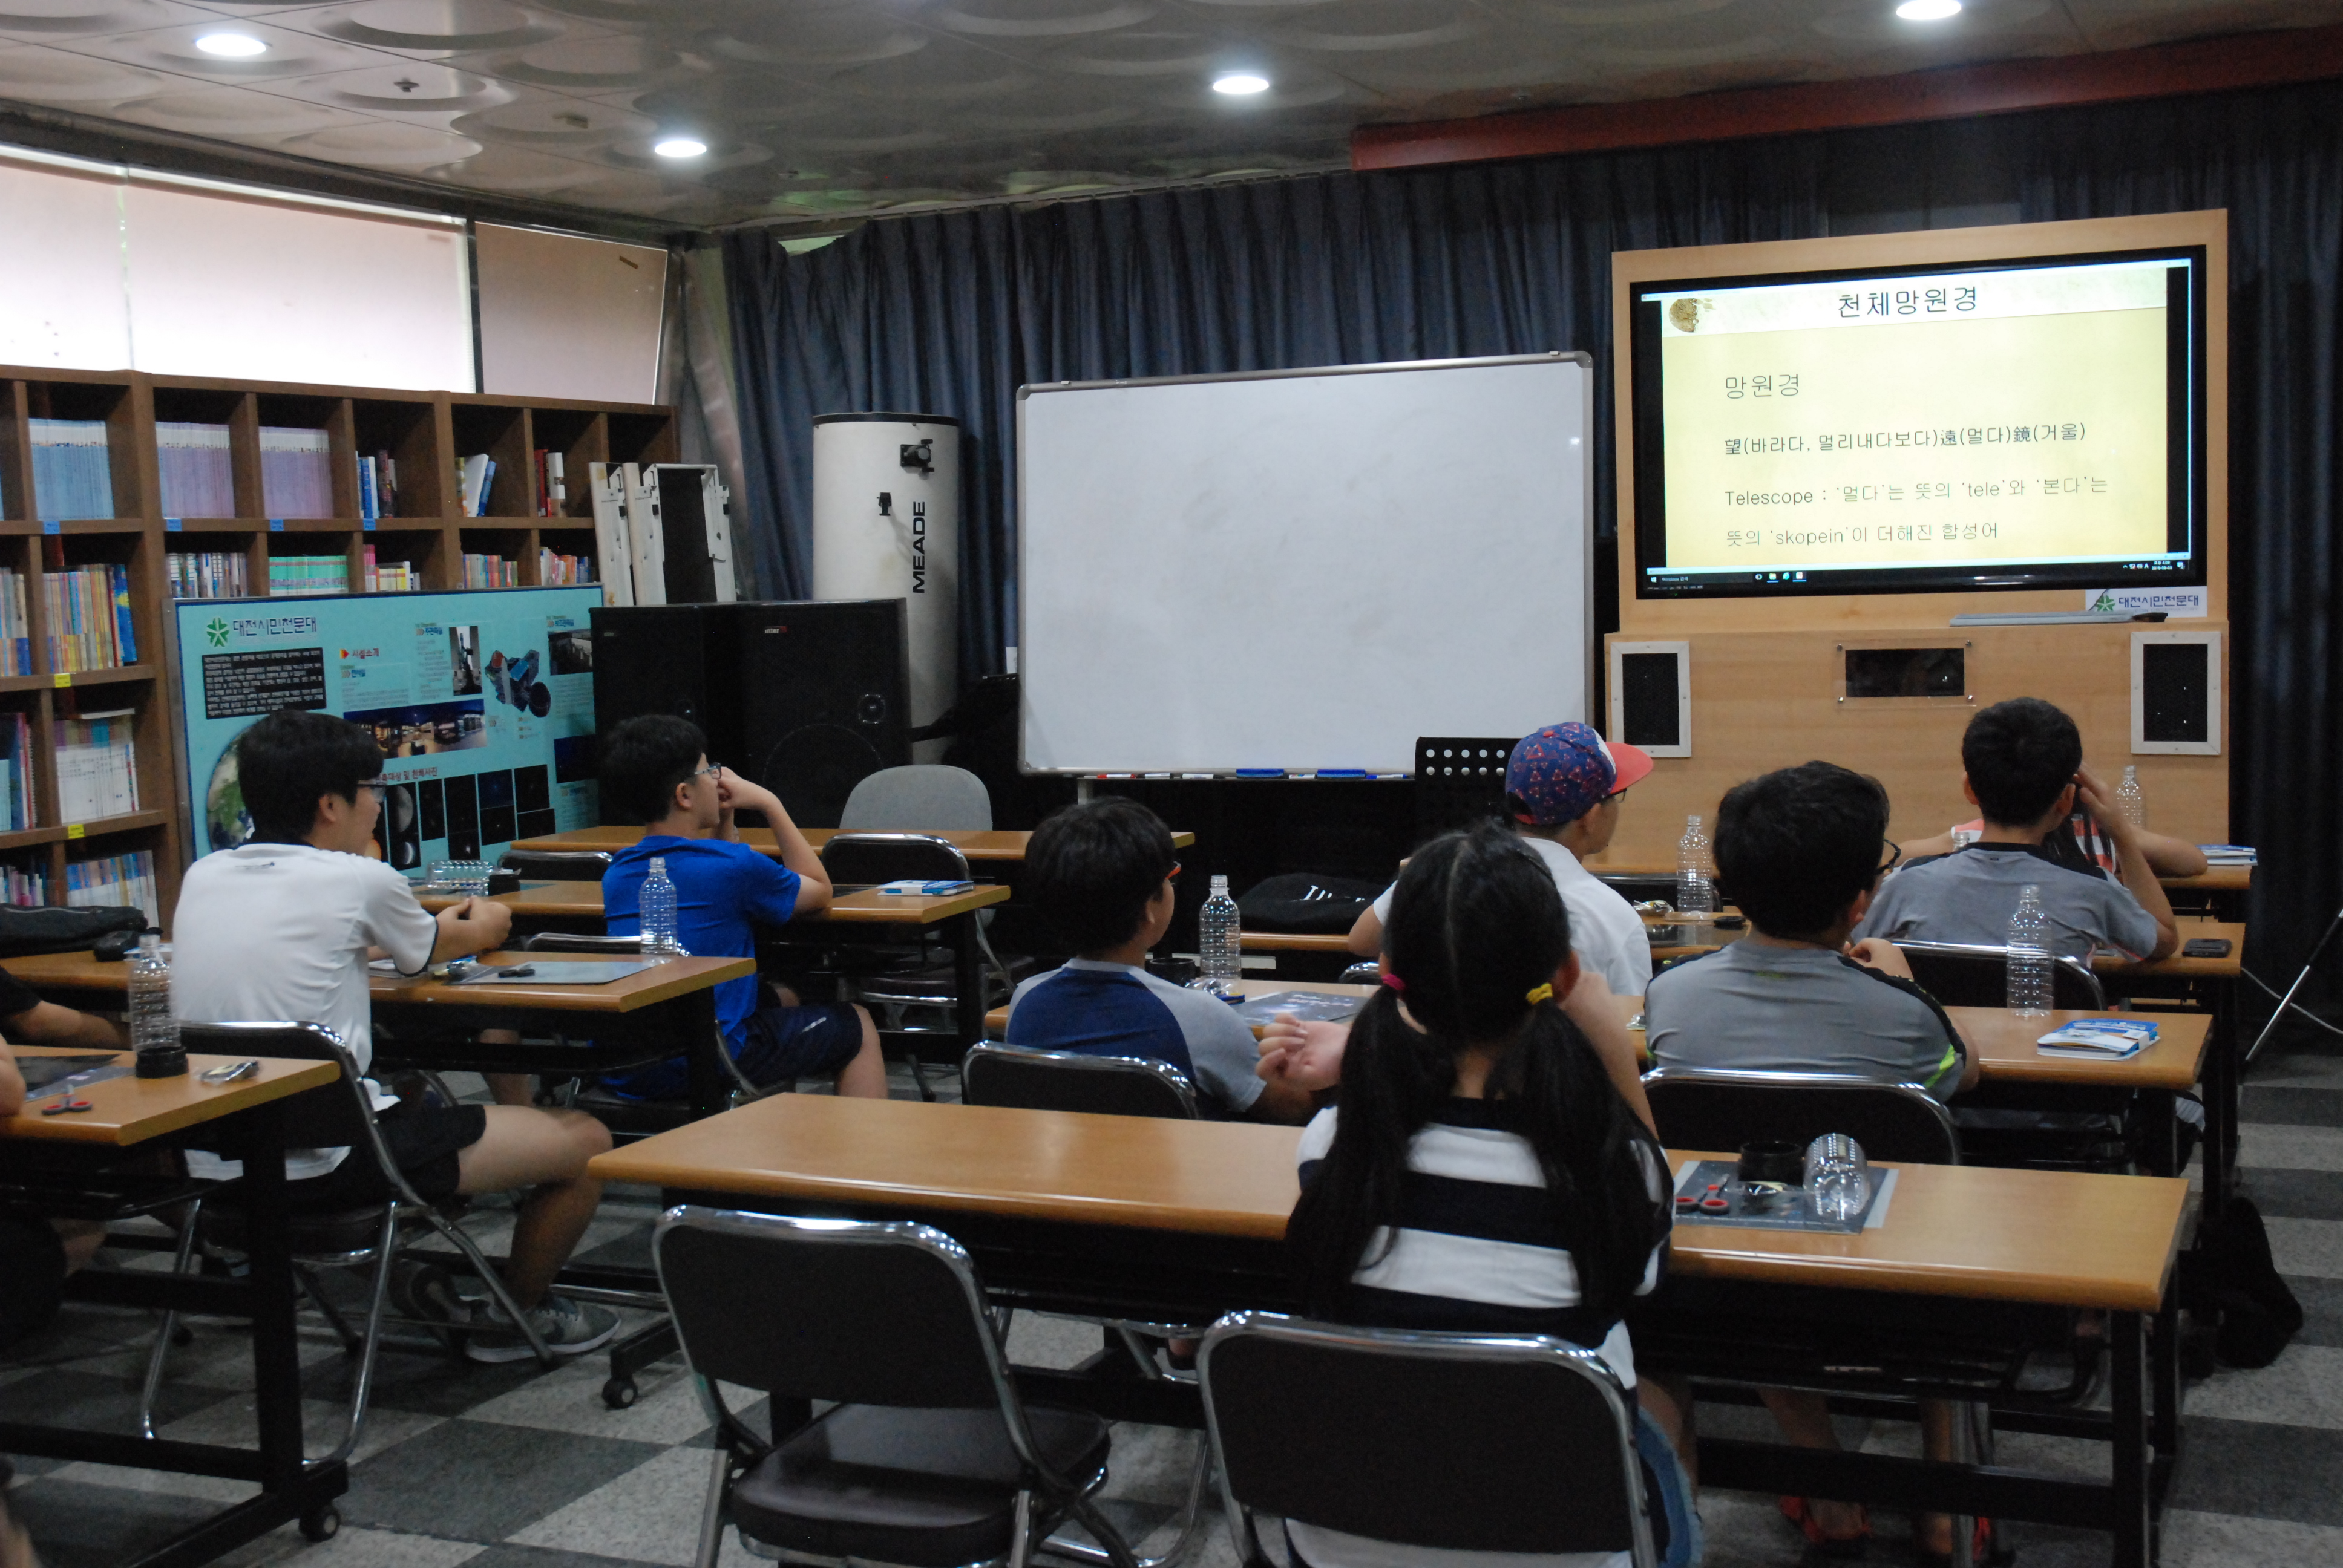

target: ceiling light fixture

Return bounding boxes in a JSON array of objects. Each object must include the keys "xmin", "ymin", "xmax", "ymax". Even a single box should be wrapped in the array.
[
  {"xmin": 194, "ymin": 32, "xmax": 269, "ymax": 57},
  {"xmin": 1895, "ymin": 0, "xmax": 1962, "ymax": 19},
  {"xmin": 653, "ymin": 136, "xmax": 708, "ymax": 159},
  {"xmin": 1212, "ymin": 73, "xmax": 1271, "ymax": 96}
]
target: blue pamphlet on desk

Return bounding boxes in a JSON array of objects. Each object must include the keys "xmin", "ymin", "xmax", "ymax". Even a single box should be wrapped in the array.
[
  {"xmin": 21, "ymin": 1054, "xmax": 131, "ymax": 1100},
  {"xmin": 1671, "ymin": 1160, "xmax": 1899, "ymax": 1233},
  {"xmin": 450, "ymin": 961, "xmax": 652, "ymax": 987},
  {"xmin": 1232, "ymin": 991, "xmax": 1367, "ymax": 1027}
]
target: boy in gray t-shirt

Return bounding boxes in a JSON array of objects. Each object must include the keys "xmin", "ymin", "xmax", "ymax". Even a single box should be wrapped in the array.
[{"xmin": 1852, "ymin": 697, "xmax": 2177, "ymax": 963}]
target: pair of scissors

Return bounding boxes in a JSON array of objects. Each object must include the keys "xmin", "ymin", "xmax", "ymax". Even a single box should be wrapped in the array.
[{"xmin": 41, "ymin": 1097, "xmax": 93, "ymax": 1116}]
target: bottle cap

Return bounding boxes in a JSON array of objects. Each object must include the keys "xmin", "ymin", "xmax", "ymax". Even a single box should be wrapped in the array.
[
  {"xmin": 138, "ymin": 932, "xmax": 160, "ymax": 958},
  {"xmin": 1210, "ymin": 873, "xmax": 1229, "ymax": 890}
]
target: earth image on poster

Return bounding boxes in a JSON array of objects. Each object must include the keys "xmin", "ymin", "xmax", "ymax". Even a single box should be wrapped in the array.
[{"xmin": 204, "ymin": 741, "xmax": 254, "ymax": 852}]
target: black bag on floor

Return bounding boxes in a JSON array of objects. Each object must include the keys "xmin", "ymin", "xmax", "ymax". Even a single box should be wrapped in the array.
[
  {"xmin": 1237, "ymin": 873, "xmax": 1384, "ymax": 935},
  {"xmin": 2180, "ymin": 1194, "xmax": 2304, "ymax": 1369},
  {"xmin": 0, "ymin": 903, "xmax": 149, "ymax": 958}
]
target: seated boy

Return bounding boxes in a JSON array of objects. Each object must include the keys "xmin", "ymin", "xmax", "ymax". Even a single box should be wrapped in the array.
[
  {"xmin": 1645, "ymin": 760, "xmax": 1979, "ymax": 1559},
  {"xmin": 172, "ymin": 708, "xmax": 618, "ymax": 1362},
  {"xmin": 1008, "ymin": 798, "xmax": 1311, "ymax": 1122},
  {"xmin": 1347, "ymin": 722, "xmax": 1654, "ymax": 997},
  {"xmin": 596, "ymin": 714, "xmax": 885, "ymax": 1100},
  {"xmin": 1857, "ymin": 697, "xmax": 2178, "ymax": 962}
]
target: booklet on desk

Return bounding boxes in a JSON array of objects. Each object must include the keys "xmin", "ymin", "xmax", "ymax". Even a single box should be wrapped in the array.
[
  {"xmin": 2037, "ymin": 1018, "xmax": 2160, "ymax": 1058},
  {"xmin": 874, "ymin": 879, "xmax": 975, "ymax": 895}
]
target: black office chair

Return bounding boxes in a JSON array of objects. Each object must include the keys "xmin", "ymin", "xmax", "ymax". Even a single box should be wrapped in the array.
[
  {"xmin": 140, "ymin": 1022, "xmax": 552, "ymax": 1465},
  {"xmin": 1337, "ymin": 960, "xmax": 1381, "ymax": 985},
  {"xmin": 1199, "ymin": 1311, "xmax": 1658, "ymax": 1568},
  {"xmin": 496, "ymin": 848, "xmax": 614, "ymax": 882},
  {"xmin": 1898, "ymin": 939, "xmax": 2106, "ymax": 1011},
  {"xmin": 816, "ymin": 832, "xmax": 1029, "ymax": 1099},
  {"xmin": 1640, "ymin": 1065, "xmax": 1961, "ymax": 1165},
  {"xmin": 960, "ymin": 1045, "xmax": 1200, "ymax": 1120},
  {"xmin": 654, "ymin": 1205, "xmax": 1139, "ymax": 1568}
]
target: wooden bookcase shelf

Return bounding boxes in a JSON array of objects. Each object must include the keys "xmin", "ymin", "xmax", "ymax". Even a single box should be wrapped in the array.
[{"xmin": 1, "ymin": 364, "xmax": 675, "ymax": 926}]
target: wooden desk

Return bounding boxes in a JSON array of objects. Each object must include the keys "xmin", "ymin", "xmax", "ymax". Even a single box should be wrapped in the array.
[
  {"xmin": 509, "ymin": 825, "xmax": 1194, "ymax": 862},
  {"xmin": 418, "ymin": 880, "xmax": 1011, "ymax": 926},
  {"xmin": 0, "ymin": 1047, "xmax": 349, "ymax": 1554},
  {"xmin": 2096, "ymin": 918, "xmax": 2246, "ymax": 981}
]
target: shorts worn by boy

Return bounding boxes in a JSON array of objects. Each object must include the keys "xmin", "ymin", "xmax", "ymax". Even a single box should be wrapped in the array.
[
  {"xmin": 1645, "ymin": 942, "xmax": 1967, "ymax": 1101},
  {"xmin": 1856, "ymin": 843, "xmax": 2159, "ymax": 962},
  {"xmin": 1003, "ymin": 960, "xmax": 1265, "ymax": 1116},
  {"xmin": 1371, "ymin": 837, "xmax": 1652, "ymax": 998},
  {"xmin": 602, "ymin": 837, "xmax": 862, "ymax": 1099}
]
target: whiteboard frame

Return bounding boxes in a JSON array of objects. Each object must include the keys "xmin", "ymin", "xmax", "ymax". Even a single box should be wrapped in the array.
[{"xmin": 1015, "ymin": 352, "xmax": 1595, "ymax": 777}]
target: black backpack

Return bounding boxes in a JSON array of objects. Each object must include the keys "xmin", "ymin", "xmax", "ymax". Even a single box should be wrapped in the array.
[
  {"xmin": 2179, "ymin": 1194, "xmax": 2304, "ymax": 1370},
  {"xmin": 1236, "ymin": 873, "xmax": 1386, "ymax": 935},
  {"xmin": 0, "ymin": 904, "xmax": 151, "ymax": 958}
]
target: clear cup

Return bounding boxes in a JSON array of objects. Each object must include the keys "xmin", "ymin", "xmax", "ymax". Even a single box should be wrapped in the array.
[
  {"xmin": 1803, "ymin": 1133, "xmax": 1872, "ymax": 1223},
  {"xmin": 428, "ymin": 860, "xmax": 490, "ymax": 895}
]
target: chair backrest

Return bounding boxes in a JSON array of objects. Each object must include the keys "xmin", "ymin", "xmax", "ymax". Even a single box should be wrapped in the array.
[
  {"xmin": 654, "ymin": 1206, "xmax": 1011, "ymax": 1413},
  {"xmin": 1898, "ymin": 939, "xmax": 2105, "ymax": 1011},
  {"xmin": 177, "ymin": 1021, "xmax": 370, "ymax": 1154},
  {"xmin": 497, "ymin": 849, "xmax": 614, "ymax": 882},
  {"xmin": 1337, "ymin": 961, "xmax": 1381, "ymax": 985},
  {"xmin": 519, "ymin": 931, "xmax": 646, "ymax": 955},
  {"xmin": 840, "ymin": 765, "xmax": 994, "ymax": 831},
  {"xmin": 1640, "ymin": 1066, "xmax": 1960, "ymax": 1165},
  {"xmin": 819, "ymin": 831, "xmax": 975, "ymax": 887},
  {"xmin": 1597, "ymin": 873, "xmax": 1679, "ymax": 906},
  {"xmin": 1199, "ymin": 1312, "xmax": 1653, "ymax": 1565},
  {"xmin": 959, "ymin": 1044, "xmax": 1199, "ymax": 1119}
]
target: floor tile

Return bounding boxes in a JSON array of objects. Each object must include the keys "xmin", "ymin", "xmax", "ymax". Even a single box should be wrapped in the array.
[
  {"xmin": 2238, "ymin": 1166, "xmax": 2343, "ymax": 1221},
  {"xmin": 2239, "ymin": 1086, "xmax": 2343, "ymax": 1128},
  {"xmin": 0, "ymin": 1363, "xmax": 241, "ymax": 1440},
  {"xmin": 5, "ymin": 1473, "xmax": 295, "ymax": 1568},
  {"xmin": 2287, "ymin": 1275, "xmax": 2343, "ymax": 1347},
  {"xmin": 459, "ymin": 1356, "xmax": 712, "ymax": 1446},
  {"xmin": 341, "ymin": 1418, "xmax": 670, "ymax": 1540},
  {"xmin": 500, "ymin": 1445, "xmax": 770, "ymax": 1568},
  {"xmin": 2264, "ymin": 1217, "xmax": 2343, "ymax": 1279},
  {"xmin": 46, "ymin": 1389, "xmax": 440, "ymax": 1504},
  {"xmin": 2183, "ymin": 1343, "xmax": 2343, "ymax": 1429},
  {"xmin": 2160, "ymin": 1506, "xmax": 2343, "ymax": 1566},
  {"xmin": 2168, "ymin": 1416, "xmax": 2343, "ymax": 1526},
  {"xmin": 2238, "ymin": 1122, "xmax": 2343, "ymax": 1172}
]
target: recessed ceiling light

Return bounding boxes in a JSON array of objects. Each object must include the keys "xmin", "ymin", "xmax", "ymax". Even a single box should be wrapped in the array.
[
  {"xmin": 194, "ymin": 32, "xmax": 268, "ymax": 57},
  {"xmin": 1213, "ymin": 73, "xmax": 1271, "ymax": 96},
  {"xmin": 1895, "ymin": 0, "xmax": 1962, "ymax": 19},
  {"xmin": 653, "ymin": 136, "xmax": 708, "ymax": 159}
]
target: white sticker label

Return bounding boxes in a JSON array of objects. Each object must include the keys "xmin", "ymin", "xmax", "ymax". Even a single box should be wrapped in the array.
[{"xmin": 2085, "ymin": 586, "xmax": 2206, "ymax": 618}]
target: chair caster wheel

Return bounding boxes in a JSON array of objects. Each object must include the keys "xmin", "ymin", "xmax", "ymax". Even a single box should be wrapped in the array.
[
  {"xmin": 603, "ymin": 1376, "xmax": 638, "ymax": 1410},
  {"xmin": 300, "ymin": 1505, "xmax": 341, "ymax": 1542}
]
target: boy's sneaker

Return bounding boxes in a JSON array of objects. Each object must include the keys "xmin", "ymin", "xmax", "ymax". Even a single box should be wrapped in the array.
[{"xmin": 464, "ymin": 1292, "xmax": 621, "ymax": 1364}]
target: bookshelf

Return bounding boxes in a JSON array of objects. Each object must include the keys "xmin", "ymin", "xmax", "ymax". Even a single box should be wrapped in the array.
[{"xmin": 0, "ymin": 364, "xmax": 676, "ymax": 926}]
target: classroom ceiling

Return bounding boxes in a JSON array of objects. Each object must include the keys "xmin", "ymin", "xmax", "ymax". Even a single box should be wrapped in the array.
[{"xmin": 1, "ymin": 0, "xmax": 2340, "ymax": 227}]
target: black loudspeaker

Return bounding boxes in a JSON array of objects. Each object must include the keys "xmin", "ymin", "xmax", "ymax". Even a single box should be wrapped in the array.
[
  {"xmin": 737, "ymin": 601, "xmax": 912, "ymax": 828},
  {"xmin": 591, "ymin": 604, "xmax": 742, "ymax": 768},
  {"xmin": 1619, "ymin": 653, "xmax": 1684, "ymax": 746},
  {"xmin": 1414, "ymin": 737, "xmax": 1516, "ymax": 840},
  {"xmin": 2140, "ymin": 643, "xmax": 2209, "ymax": 744}
]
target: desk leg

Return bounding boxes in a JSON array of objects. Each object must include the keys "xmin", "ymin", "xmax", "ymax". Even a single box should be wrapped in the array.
[
  {"xmin": 2111, "ymin": 1312, "xmax": 2149, "ymax": 1568},
  {"xmin": 952, "ymin": 911, "xmax": 984, "ymax": 1060},
  {"xmin": 2201, "ymin": 981, "xmax": 2237, "ymax": 1217},
  {"xmin": 2142, "ymin": 1090, "xmax": 2178, "ymax": 1180},
  {"xmin": 2152, "ymin": 1288, "xmax": 2182, "ymax": 1508},
  {"xmin": 241, "ymin": 1103, "xmax": 307, "ymax": 1501},
  {"xmin": 684, "ymin": 987, "xmax": 727, "ymax": 1120}
]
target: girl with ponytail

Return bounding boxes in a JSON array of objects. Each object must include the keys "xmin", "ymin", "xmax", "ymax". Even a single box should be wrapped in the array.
[{"xmin": 1282, "ymin": 823, "xmax": 1699, "ymax": 1568}]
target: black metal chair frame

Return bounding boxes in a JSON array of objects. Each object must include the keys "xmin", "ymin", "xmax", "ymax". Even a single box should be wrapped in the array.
[
  {"xmin": 1896, "ymin": 939, "xmax": 2107, "ymax": 1011},
  {"xmin": 1639, "ymin": 1064, "xmax": 1962, "ymax": 1165},
  {"xmin": 654, "ymin": 1204, "xmax": 1141, "ymax": 1568},
  {"xmin": 960, "ymin": 1044, "xmax": 1202, "ymax": 1122},
  {"xmin": 140, "ymin": 1021, "xmax": 553, "ymax": 1466},
  {"xmin": 496, "ymin": 848, "xmax": 615, "ymax": 881},
  {"xmin": 1198, "ymin": 1310, "xmax": 1657, "ymax": 1568}
]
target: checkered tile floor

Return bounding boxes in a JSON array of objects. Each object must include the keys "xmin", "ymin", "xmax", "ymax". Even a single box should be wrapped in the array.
[{"xmin": 8, "ymin": 1042, "xmax": 2343, "ymax": 1568}]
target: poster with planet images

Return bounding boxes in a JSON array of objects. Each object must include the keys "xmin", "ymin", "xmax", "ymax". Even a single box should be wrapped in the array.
[{"xmin": 176, "ymin": 586, "xmax": 606, "ymax": 867}]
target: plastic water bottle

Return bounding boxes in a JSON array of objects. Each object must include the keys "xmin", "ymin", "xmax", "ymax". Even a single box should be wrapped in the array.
[
  {"xmin": 2006, "ymin": 884, "xmax": 2053, "ymax": 1018},
  {"xmin": 1199, "ymin": 874, "xmax": 1242, "ymax": 995},
  {"xmin": 131, "ymin": 933, "xmax": 185, "ymax": 1079},
  {"xmin": 640, "ymin": 856, "xmax": 687, "ymax": 958},
  {"xmin": 1676, "ymin": 815, "xmax": 1717, "ymax": 917},
  {"xmin": 2116, "ymin": 765, "xmax": 2146, "ymax": 829}
]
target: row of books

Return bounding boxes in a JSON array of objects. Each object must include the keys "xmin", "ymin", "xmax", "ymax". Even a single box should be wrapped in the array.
[
  {"xmin": 462, "ymin": 553, "xmax": 519, "ymax": 589},
  {"xmin": 269, "ymin": 554, "xmax": 350, "ymax": 596},
  {"xmin": 168, "ymin": 551, "xmax": 252, "ymax": 599},
  {"xmin": 533, "ymin": 449, "xmax": 570, "ymax": 517},
  {"xmin": 29, "ymin": 419, "xmax": 117, "ymax": 522},
  {"xmin": 457, "ymin": 453, "xmax": 499, "ymax": 517},
  {"xmin": 260, "ymin": 427, "xmax": 335, "ymax": 518},
  {"xmin": 54, "ymin": 709, "xmax": 139, "ymax": 825},
  {"xmin": 359, "ymin": 451, "xmax": 401, "ymax": 522},
  {"xmin": 539, "ymin": 549, "xmax": 594, "ymax": 584},
  {"xmin": 362, "ymin": 546, "xmax": 419, "ymax": 592},
  {"xmin": 0, "ymin": 860, "xmax": 46, "ymax": 909},
  {"xmin": 47, "ymin": 564, "xmax": 139, "ymax": 674},
  {"xmin": 63, "ymin": 848, "xmax": 159, "ymax": 924},
  {"xmin": 0, "ymin": 570, "xmax": 27, "ymax": 677},
  {"xmin": 0, "ymin": 712, "xmax": 31, "ymax": 832},
  {"xmin": 157, "ymin": 422, "xmax": 235, "ymax": 517}
]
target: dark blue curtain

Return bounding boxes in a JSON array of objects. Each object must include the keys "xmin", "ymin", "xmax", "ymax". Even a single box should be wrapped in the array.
[{"xmin": 727, "ymin": 79, "xmax": 2343, "ymax": 991}]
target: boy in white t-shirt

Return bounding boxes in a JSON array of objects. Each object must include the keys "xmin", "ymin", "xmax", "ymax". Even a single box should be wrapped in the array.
[
  {"xmin": 174, "ymin": 708, "xmax": 618, "ymax": 1363},
  {"xmin": 1347, "ymin": 722, "xmax": 1655, "ymax": 998}
]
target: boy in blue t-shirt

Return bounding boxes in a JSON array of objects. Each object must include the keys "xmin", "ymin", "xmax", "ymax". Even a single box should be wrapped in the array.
[
  {"xmin": 1006, "ymin": 798, "xmax": 1312, "ymax": 1122},
  {"xmin": 597, "ymin": 714, "xmax": 884, "ymax": 1100}
]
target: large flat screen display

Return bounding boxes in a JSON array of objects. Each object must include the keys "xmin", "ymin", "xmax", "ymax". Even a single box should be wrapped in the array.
[{"xmin": 1630, "ymin": 247, "xmax": 2206, "ymax": 599}]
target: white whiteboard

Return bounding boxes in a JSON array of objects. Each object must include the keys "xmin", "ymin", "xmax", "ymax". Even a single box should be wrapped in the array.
[{"xmin": 1018, "ymin": 354, "xmax": 1594, "ymax": 775}]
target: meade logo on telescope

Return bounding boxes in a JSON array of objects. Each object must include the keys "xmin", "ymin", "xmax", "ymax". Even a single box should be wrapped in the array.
[{"xmin": 911, "ymin": 500, "xmax": 927, "ymax": 594}]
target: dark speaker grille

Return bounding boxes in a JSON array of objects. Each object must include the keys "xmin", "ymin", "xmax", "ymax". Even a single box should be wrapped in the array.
[
  {"xmin": 2141, "ymin": 642, "xmax": 2210, "ymax": 743},
  {"xmin": 1619, "ymin": 652, "xmax": 1682, "ymax": 746}
]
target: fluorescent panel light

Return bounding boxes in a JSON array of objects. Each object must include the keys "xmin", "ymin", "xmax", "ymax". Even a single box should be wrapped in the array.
[
  {"xmin": 653, "ymin": 137, "xmax": 707, "ymax": 158},
  {"xmin": 1212, "ymin": 73, "xmax": 1271, "ymax": 96},
  {"xmin": 194, "ymin": 33, "xmax": 268, "ymax": 57},
  {"xmin": 1895, "ymin": 1, "xmax": 1962, "ymax": 19}
]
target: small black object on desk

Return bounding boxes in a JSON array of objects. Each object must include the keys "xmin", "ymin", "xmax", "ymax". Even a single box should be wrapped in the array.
[
  {"xmin": 1737, "ymin": 1140, "xmax": 1805, "ymax": 1185},
  {"xmin": 136, "ymin": 1044, "xmax": 189, "ymax": 1079}
]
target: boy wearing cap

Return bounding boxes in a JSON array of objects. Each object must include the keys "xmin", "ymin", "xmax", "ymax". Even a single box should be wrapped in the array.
[{"xmin": 1346, "ymin": 721, "xmax": 1655, "ymax": 998}]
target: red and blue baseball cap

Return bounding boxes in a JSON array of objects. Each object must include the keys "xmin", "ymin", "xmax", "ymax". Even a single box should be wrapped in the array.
[{"xmin": 1506, "ymin": 722, "xmax": 1654, "ymax": 827}]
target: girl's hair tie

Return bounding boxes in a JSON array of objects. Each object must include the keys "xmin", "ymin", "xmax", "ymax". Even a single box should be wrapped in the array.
[
  {"xmin": 1524, "ymin": 982, "xmax": 1555, "ymax": 1006},
  {"xmin": 1379, "ymin": 972, "xmax": 1406, "ymax": 993}
]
